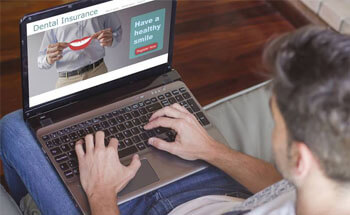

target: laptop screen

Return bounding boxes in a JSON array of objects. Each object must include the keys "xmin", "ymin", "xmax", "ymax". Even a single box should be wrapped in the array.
[{"xmin": 26, "ymin": 0, "xmax": 173, "ymax": 108}]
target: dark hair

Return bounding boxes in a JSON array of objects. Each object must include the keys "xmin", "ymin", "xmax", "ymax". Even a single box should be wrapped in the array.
[{"xmin": 264, "ymin": 26, "xmax": 350, "ymax": 182}]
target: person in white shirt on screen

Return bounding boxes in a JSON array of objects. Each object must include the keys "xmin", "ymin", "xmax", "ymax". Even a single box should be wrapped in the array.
[{"xmin": 37, "ymin": 13, "xmax": 122, "ymax": 88}]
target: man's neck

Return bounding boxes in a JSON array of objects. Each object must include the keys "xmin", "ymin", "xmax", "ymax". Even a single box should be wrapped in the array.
[{"xmin": 296, "ymin": 175, "xmax": 350, "ymax": 215}]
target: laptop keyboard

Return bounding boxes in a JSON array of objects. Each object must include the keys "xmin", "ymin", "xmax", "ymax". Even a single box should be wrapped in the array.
[{"xmin": 41, "ymin": 87, "xmax": 210, "ymax": 180}]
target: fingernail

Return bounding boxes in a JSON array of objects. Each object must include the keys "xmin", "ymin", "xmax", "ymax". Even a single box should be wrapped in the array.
[
  {"xmin": 148, "ymin": 138, "xmax": 154, "ymax": 145},
  {"xmin": 144, "ymin": 124, "xmax": 149, "ymax": 129}
]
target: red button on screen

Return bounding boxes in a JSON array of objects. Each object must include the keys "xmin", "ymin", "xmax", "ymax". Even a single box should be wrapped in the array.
[{"xmin": 135, "ymin": 43, "xmax": 158, "ymax": 55}]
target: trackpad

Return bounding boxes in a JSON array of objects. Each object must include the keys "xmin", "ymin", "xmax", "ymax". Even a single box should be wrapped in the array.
[{"xmin": 119, "ymin": 159, "xmax": 159, "ymax": 196}]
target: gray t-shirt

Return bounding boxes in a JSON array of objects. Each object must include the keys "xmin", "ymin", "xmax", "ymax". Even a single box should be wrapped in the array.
[{"xmin": 169, "ymin": 179, "xmax": 296, "ymax": 215}]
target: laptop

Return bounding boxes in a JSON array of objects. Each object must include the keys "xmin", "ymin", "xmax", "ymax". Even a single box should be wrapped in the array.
[{"xmin": 20, "ymin": 0, "xmax": 228, "ymax": 214}]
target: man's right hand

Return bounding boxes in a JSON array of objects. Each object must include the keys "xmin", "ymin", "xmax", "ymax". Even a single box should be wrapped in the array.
[
  {"xmin": 144, "ymin": 103, "xmax": 219, "ymax": 161},
  {"xmin": 46, "ymin": 42, "xmax": 68, "ymax": 65}
]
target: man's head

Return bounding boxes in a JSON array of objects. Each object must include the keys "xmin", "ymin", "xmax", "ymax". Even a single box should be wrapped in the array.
[{"xmin": 264, "ymin": 26, "xmax": 350, "ymax": 187}]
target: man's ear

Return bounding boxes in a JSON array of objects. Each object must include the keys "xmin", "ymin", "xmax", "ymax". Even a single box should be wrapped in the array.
[{"xmin": 290, "ymin": 142, "xmax": 317, "ymax": 186}]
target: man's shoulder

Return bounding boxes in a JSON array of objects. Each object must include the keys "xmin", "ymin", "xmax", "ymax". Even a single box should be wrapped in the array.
[{"xmin": 228, "ymin": 180, "xmax": 296, "ymax": 215}]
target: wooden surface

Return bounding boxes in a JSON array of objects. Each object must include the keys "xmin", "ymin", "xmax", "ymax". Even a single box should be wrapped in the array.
[{"xmin": 0, "ymin": 0, "xmax": 295, "ymax": 180}]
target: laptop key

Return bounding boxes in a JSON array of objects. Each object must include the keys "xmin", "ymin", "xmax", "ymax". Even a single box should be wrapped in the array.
[
  {"xmin": 131, "ymin": 127, "xmax": 140, "ymax": 135},
  {"xmin": 69, "ymin": 132, "xmax": 78, "ymax": 140},
  {"xmin": 68, "ymin": 160, "xmax": 78, "ymax": 168},
  {"xmin": 116, "ymin": 116, "xmax": 125, "ymax": 123},
  {"xmin": 139, "ymin": 107, "xmax": 147, "ymax": 115},
  {"xmin": 139, "ymin": 115, "xmax": 148, "ymax": 123},
  {"xmin": 118, "ymin": 146, "xmax": 138, "ymax": 159},
  {"xmin": 69, "ymin": 142, "xmax": 75, "ymax": 148},
  {"xmin": 146, "ymin": 130, "xmax": 156, "ymax": 137},
  {"xmin": 68, "ymin": 151, "xmax": 77, "ymax": 160},
  {"xmin": 132, "ymin": 135, "xmax": 141, "ymax": 143},
  {"xmin": 168, "ymin": 97, "xmax": 176, "ymax": 104},
  {"xmin": 60, "ymin": 163, "xmax": 69, "ymax": 171},
  {"xmin": 46, "ymin": 141, "xmax": 54, "ymax": 148},
  {"xmin": 85, "ymin": 127, "xmax": 94, "ymax": 134},
  {"xmin": 93, "ymin": 124, "xmax": 102, "ymax": 132},
  {"xmin": 73, "ymin": 168, "xmax": 79, "ymax": 175},
  {"xmin": 124, "ymin": 138, "xmax": 133, "ymax": 146},
  {"xmin": 158, "ymin": 95, "xmax": 165, "ymax": 100},
  {"xmin": 108, "ymin": 118, "xmax": 117, "ymax": 126},
  {"xmin": 77, "ymin": 130, "xmax": 86, "ymax": 138},
  {"xmin": 118, "ymin": 141, "xmax": 126, "ymax": 149},
  {"xmin": 151, "ymin": 97, "xmax": 157, "ymax": 103},
  {"xmin": 55, "ymin": 154, "xmax": 68, "ymax": 163},
  {"xmin": 123, "ymin": 130, "xmax": 132, "ymax": 138},
  {"xmin": 109, "ymin": 126, "xmax": 118, "ymax": 134},
  {"xmin": 146, "ymin": 102, "xmax": 162, "ymax": 112},
  {"xmin": 145, "ymin": 99, "xmax": 151, "ymax": 105},
  {"xmin": 64, "ymin": 170, "xmax": 74, "ymax": 179},
  {"xmin": 179, "ymin": 87, "xmax": 186, "ymax": 93},
  {"xmin": 50, "ymin": 147, "xmax": 62, "ymax": 156},
  {"xmin": 196, "ymin": 112, "xmax": 210, "ymax": 126},
  {"xmin": 136, "ymin": 143, "xmax": 146, "ymax": 151},
  {"xmin": 101, "ymin": 121, "xmax": 110, "ymax": 129},
  {"xmin": 132, "ymin": 103, "xmax": 139, "ymax": 109},
  {"xmin": 131, "ymin": 110, "xmax": 140, "ymax": 118},
  {"xmin": 140, "ymin": 132, "xmax": 148, "ymax": 141},
  {"xmin": 165, "ymin": 92, "xmax": 171, "ymax": 97},
  {"xmin": 187, "ymin": 99, "xmax": 200, "ymax": 112},
  {"xmin": 42, "ymin": 135, "xmax": 50, "ymax": 141},
  {"xmin": 50, "ymin": 132, "xmax": 59, "ymax": 139},
  {"xmin": 124, "ymin": 113, "xmax": 132, "ymax": 121},
  {"xmin": 105, "ymin": 113, "xmax": 113, "ymax": 118},
  {"xmin": 125, "ymin": 121, "xmax": 133, "ymax": 128},
  {"xmin": 115, "ymin": 133, "xmax": 125, "ymax": 140},
  {"xmin": 175, "ymin": 95, "xmax": 184, "ymax": 102},
  {"xmin": 61, "ymin": 144, "xmax": 70, "ymax": 152},
  {"xmin": 182, "ymin": 92, "xmax": 191, "ymax": 99},
  {"xmin": 132, "ymin": 118, "xmax": 141, "ymax": 126},
  {"xmin": 172, "ymin": 89, "xmax": 179, "ymax": 95},
  {"xmin": 52, "ymin": 138, "xmax": 60, "ymax": 146},
  {"xmin": 117, "ymin": 124, "xmax": 126, "ymax": 131}
]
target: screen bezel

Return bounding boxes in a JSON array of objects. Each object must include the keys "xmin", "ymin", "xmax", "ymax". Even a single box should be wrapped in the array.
[{"xmin": 20, "ymin": 0, "xmax": 176, "ymax": 119}]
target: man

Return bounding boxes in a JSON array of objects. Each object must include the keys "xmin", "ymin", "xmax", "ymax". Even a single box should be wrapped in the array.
[
  {"xmin": 1, "ymin": 26, "xmax": 350, "ymax": 214},
  {"xmin": 37, "ymin": 13, "xmax": 122, "ymax": 88}
]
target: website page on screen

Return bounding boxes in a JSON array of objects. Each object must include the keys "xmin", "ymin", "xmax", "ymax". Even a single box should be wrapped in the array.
[{"xmin": 27, "ymin": 0, "xmax": 172, "ymax": 107}]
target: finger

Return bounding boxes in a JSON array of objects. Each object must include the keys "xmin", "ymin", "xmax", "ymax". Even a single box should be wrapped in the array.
[
  {"xmin": 127, "ymin": 154, "xmax": 141, "ymax": 178},
  {"xmin": 85, "ymin": 134, "xmax": 94, "ymax": 154},
  {"xmin": 108, "ymin": 138, "xmax": 119, "ymax": 160},
  {"xmin": 75, "ymin": 139, "xmax": 85, "ymax": 160},
  {"xmin": 149, "ymin": 106, "xmax": 187, "ymax": 122},
  {"xmin": 95, "ymin": 131, "xmax": 105, "ymax": 150},
  {"xmin": 48, "ymin": 50, "xmax": 61, "ymax": 58},
  {"xmin": 99, "ymin": 38, "xmax": 112, "ymax": 43},
  {"xmin": 49, "ymin": 56, "xmax": 62, "ymax": 63},
  {"xmin": 91, "ymin": 31, "xmax": 101, "ymax": 39},
  {"xmin": 144, "ymin": 116, "xmax": 180, "ymax": 132},
  {"xmin": 171, "ymin": 103, "xmax": 190, "ymax": 114},
  {"xmin": 58, "ymin": 42, "xmax": 68, "ymax": 48},
  {"xmin": 148, "ymin": 137, "xmax": 177, "ymax": 154},
  {"xmin": 97, "ymin": 31, "xmax": 112, "ymax": 40}
]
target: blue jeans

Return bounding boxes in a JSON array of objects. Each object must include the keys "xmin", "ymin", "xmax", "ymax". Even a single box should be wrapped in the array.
[{"xmin": 0, "ymin": 110, "xmax": 252, "ymax": 215}]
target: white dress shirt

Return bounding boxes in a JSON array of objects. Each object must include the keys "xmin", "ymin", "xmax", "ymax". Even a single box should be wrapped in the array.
[{"xmin": 37, "ymin": 13, "xmax": 122, "ymax": 72}]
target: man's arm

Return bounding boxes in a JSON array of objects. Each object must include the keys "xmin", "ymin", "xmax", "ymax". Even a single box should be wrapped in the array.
[
  {"xmin": 144, "ymin": 103, "xmax": 282, "ymax": 194},
  {"xmin": 75, "ymin": 131, "xmax": 141, "ymax": 215}
]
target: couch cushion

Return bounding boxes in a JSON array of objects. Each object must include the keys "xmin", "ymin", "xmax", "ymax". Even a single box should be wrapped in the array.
[
  {"xmin": 0, "ymin": 184, "xmax": 22, "ymax": 215},
  {"xmin": 203, "ymin": 81, "xmax": 274, "ymax": 163}
]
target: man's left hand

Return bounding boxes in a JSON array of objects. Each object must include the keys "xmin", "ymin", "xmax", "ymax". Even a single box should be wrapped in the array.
[
  {"xmin": 75, "ymin": 131, "xmax": 141, "ymax": 204},
  {"xmin": 92, "ymin": 28, "xmax": 114, "ymax": 47}
]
